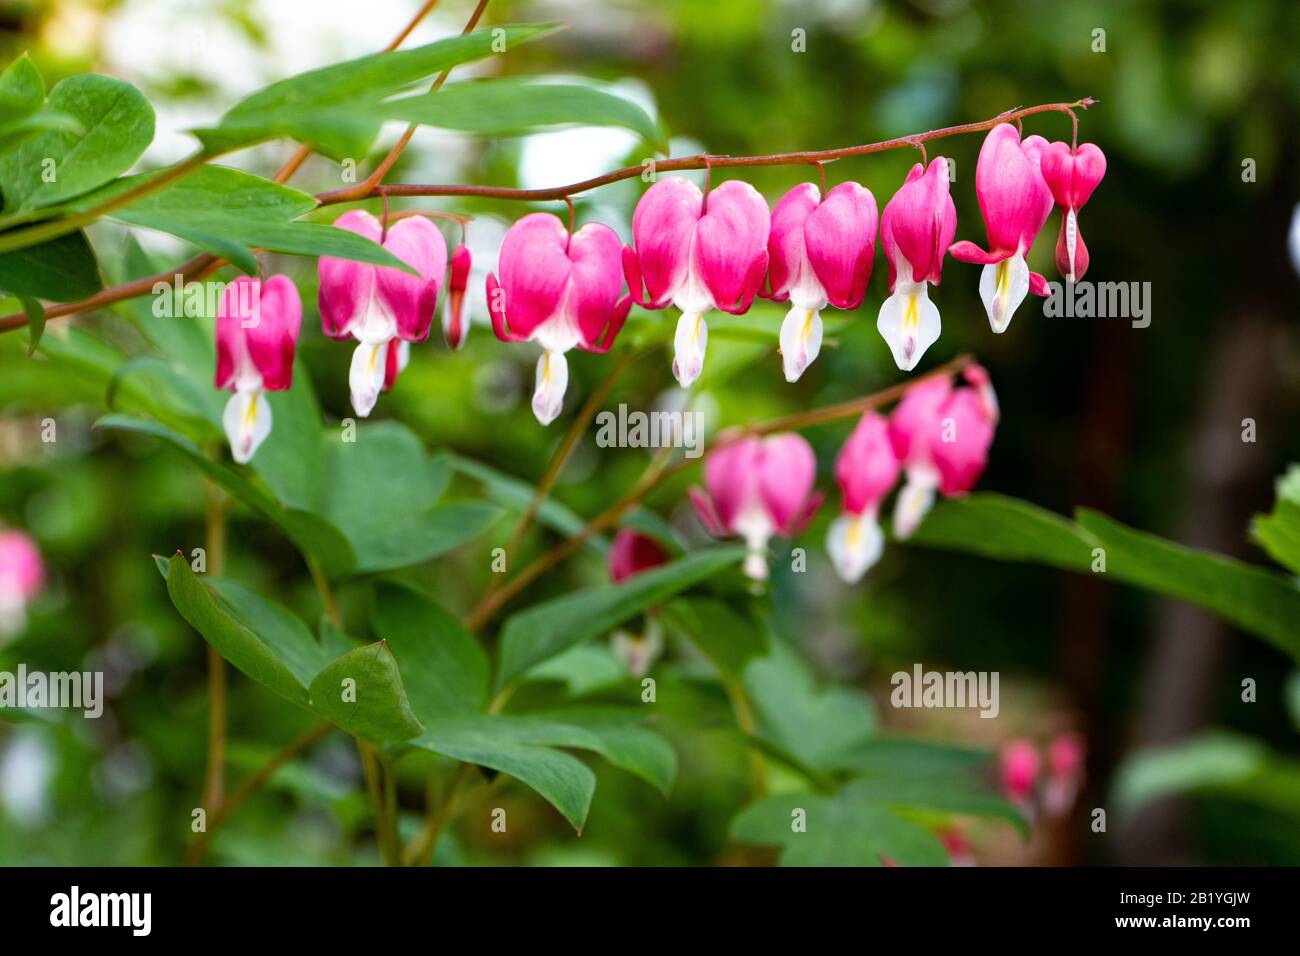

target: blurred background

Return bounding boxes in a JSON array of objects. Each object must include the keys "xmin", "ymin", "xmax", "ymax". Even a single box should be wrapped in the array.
[{"xmin": 1, "ymin": 0, "xmax": 1297, "ymax": 865}]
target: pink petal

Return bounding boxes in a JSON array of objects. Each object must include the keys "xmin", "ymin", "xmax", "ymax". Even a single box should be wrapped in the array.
[
  {"xmin": 755, "ymin": 433, "xmax": 817, "ymax": 535},
  {"xmin": 1055, "ymin": 218, "xmax": 1090, "ymax": 281},
  {"xmin": 965, "ymin": 123, "xmax": 1053, "ymax": 260},
  {"xmin": 318, "ymin": 210, "xmax": 381, "ymax": 340},
  {"xmin": 443, "ymin": 243, "xmax": 472, "ymax": 350},
  {"xmin": 376, "ymin": 216, "xmax": 447, "ymax": 342},
  {"xmin": 689, "ymin": 486, "xmax": 727, "ymax": 537},
  {"xmin": 494, "ymin": 213, "xmax": 572, "ymax": 340},
  {"xmin": 765, "ymin": 182, "xmax": 821, "ymax": 303},
  {"xmin": 835, "ymin": 412, "xmax": 901, "ymax": 515},
  {"xmin": 947, "ymin": 239, "xmax": 1004, "ymax": 265},
  {"xmin": 881, "ymin": 159, "xmax": 956, "ymax": 287},
  {"xmin": 805, "ymin": 181, "xmax": 878, "ymax": 309},
  {"xmin": 704, "ymin": 435, "xmax": 763, "ymax": 531},
  {"xmin": 579, "ymin": 295, "xmax": 632, "ymax": 354},
  {"xmin": 1039, "ymin": 141, "xmax": 1106, "ymax": 210},
  {"xmin": 888, "ymin": 375, "xmax": 952, "ymax": 466},
  {"xmin": 0, "ymin": 530, "xmax": 44, "ymax": 599},
  {"xmin": 486, "ymin": 273, "xmax": 525, "ymax": 342},
  {"xmin": 694, "ymin": 179, "xmax": 770, "ymax": 313},
  {"xmin": 607, "ymin": 529, "xmax": 670, "ymax": 583},
  {"xmin": 930, "ymin": 387, "xmax": 995, "ymax": 496},
  {"xmin": 565, "ymin": 221, "xmax": 627, "ymax": 348},
  {"xmin": 630, "ymin": 177, "xmax": 702, "ymax": 308},
  {"xmin": 1001, "ymin": 739, "xmax": 1040, "ymax": 800},
  {"xmin": 214, "ymin": 279, "xmax": 249, "ymax": 390},
  {"xmin": 245, "ymin": 275, "xmax": 302, "ymax": 392}
]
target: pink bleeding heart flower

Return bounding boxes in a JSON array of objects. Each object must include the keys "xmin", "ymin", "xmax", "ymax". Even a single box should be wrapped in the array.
[
  {"xmin": 690, "ymin": 433, "xmax": 821, "ymax": 581},
  {"xmin": 827, "ymin": 412, "xmax": 900, "ymax": 583},
  {"xmin": 876, "ymin": 157, "xmax": 957, "ymax": 371},
  {"xmin": 1043, "ymin": 732, "xmax": 1086, "ymax": 818},
  {"xmin": 1000, "ymin": 738, "xmax": 1040, "ymax": 811},
  {"xmin": 765, "ymin": 181, "xmax": 877, "ymax": 381},
  {"xmin": 442, "ymin": 243, "xmax": 472, "ymax": 351},
  {"xmin": 0, "ymin": 530, "xmax": 44, "ymax": 639},
  {"xmin": 608, "ymin": 529, "xmax": 670, "ymax": 584},
  {"xmin": 1038, "ymin": 141, "xmax": 1106, "ymax": 283},
  {"xmin": 318, "ymin": 211, "xmax": 448, "ymax": 417},
  {"xmin": 623, "ymin": 177, "xmax": 770, "ymax": 387},
  {"xmin": 939, "ymin": 828, "xmax": 976, "ymax": 867},
  {"xmin": 887, "ymin": 365, "xmax": 997, "ymax": 538},
  {"xmin": 487, "ymin": 213, "xmax": 630, "ymax": 425},
  {"xmin": 949, "ymin": 124, "xmax": 1054, "ymax": 333},
  {"xmin": 214, "ymin": 275, "xmax": 302, "ymax": 465}
]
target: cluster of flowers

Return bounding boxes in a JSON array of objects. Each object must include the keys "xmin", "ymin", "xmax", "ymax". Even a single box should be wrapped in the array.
[
  {"xmin": 1001, "ymin": 734, "xmax": 1086, "ymax": 820},
  {"xmin": 600, "ymin": 363, "xmax": 997, "ymax": 585},
  {"xmin": 212, "ymin": 122, "xmax": 1103, "ymax": 464},
  {"xmin": 0, "ymin": 530, "xmax": 43, "ymax": 641}
]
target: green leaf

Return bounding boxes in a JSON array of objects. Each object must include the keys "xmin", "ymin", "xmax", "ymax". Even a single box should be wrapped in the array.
[
  {"xmin": 207, "ymin": 578, "xmax": 333, "ymax": 687},
  {"xmin": 910, "ymin": 492, "xmax": 1096, "ymax": 571},
  {"xmin": 249, "ymin": 362, "xmax": 327, "ymax": 512},
  {"xmin": 831, "ymin": 738, "xmax": 994, "ymax": 777},
  {"xmin": 448, "ymin": 452, "xmax": 605, "ymax": 552},
  {"xmin": 106, "ymin": 166, "xmax": 413, "ymax": 275},
  {"xmin": 322, "ymin": 423, "xmax": 500, "ymax": 573},
  {"xmin": 109, "ymin": 235, "xmax": 216, "ymax": 380},
  {"xmin": 379, "ymin": 78, "xmax": 662, "ymax": 147},
  {"xmin": 523, "ymin": 643, "xmax": 627, "ymax": 697},
  {"xmin": 414, "ymin": 719, "xmax": 595, "ymax": 830},
  {"xmin": 106, "ymin": 355, "xmax": 224, "ymax": 442},
  {"xmin": 1113, "ymin": 733, "xmax": 1266, "ymax": 813},
  {"xmin": 743, "ymin": 639, "xmax": 876, "ymax": 773},
  {"xmin": 0, "ymin": 54, "xmax": 45, "ymax": 126},
  {"xmin": 17, "ymin": 294, "xmax": 42, "ymax": 354},
  {"xmin": 307, "ymin": 642, "xmax": 424, "ymax": 744},
  {"xmin": 1076, "ymin": 508, "xmax": 1300, "ymax": 660},
  {"xmin": 911, "ymin": 494, "xmax": 1300, "ymax": 661},
  {"xmin": 425, "ymin": 711, "xmax": 675, "ymax": 793},
  {"xmin": 193, "ymin": 25, "xmax": 559, "ymax": 159},
  {"xmin": 663, "ymin": 597, "xmax": 767, "ymax": 681},
  {"xmin": 161, "ymin": 554, "xmax": 316, "ymax": 705},
  {"xmin": 0, "ymin": 73, "xmax": 154, "ymax": 213},
  {"xmin": 495, "ymin": 546, "xmax": 745, "ymax": 690},
  {"xmin": 529, "ymin": 706, "xmax": 677, "ymax": 795},
  {"xmin": 0, "ymin": 55, "xmax": 77, "ymax": 154},
  {"xmin": 97, "ymin": 415, "xmax": 356, "ymax": 577},
  {"xmin": 354, "ymin": 501, "xmax": 502, "ymax": 574},
  {"xmin": 0, "ymin": 231, "xmax": 102, "ymax": 300},
  {"xmin": 1252, "ymin": 468, "xmax": 1300, "ymax": 575},
  {"xmin": 841, "ymin": 775, "xmax": 1029, "ymax": 838},
  {"xmin": 371, "ymin": 582, "xmax": 489, "ymax": 721},
  {"xmin": 731, "ymin": 782, "xmax": 950, "ymax": 867}
]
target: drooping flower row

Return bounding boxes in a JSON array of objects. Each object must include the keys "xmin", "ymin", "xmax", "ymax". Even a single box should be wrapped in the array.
[
  {"xmin": 210, "ymin": 122, "xmax": 1100, "ymax": 461},
  {"xmin": 688, "ymin": 363, "xmax": 998, "ymax": 583}
]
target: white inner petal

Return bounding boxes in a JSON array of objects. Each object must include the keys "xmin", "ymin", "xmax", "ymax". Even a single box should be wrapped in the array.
[
  {"xmin": 353, "ymin": 282, "xmax": 399, "ymax": 344},
  {"xmin": 978, "ymin": 253, "xmax": 1030, "ymax": 334},
  {"xmin": 892, "ymin": 468, "xmax": 939, "ymax": 540},
  {"xmin": 532, "ymin": 348, "xmax": 569, "ymax": 426},
  {"xmin": 1065, "ymin": 207, "xmax": 1078, "ymax": 283},
  {"xmin": 223, "ymin": 387, "xmax": 271, "ymax": 465},
  {"xmin": 672, "ymin": 311, "xmax": 709, "ymax": 388},
  {"xmin": 779, "ymin": 305, "xmax": 823, "ymax": 383},
  {"xmin": 349, "ymin": 340, "xmax": 389, "ymax": 418},
  {"xmin": 733, "ymin": 499, "xmax": 775, "ymax": 581},
  {"xmin": 826, "ymin": 511, "xmax": 884, "ymax": 584},
  {"xmin": 877, "ymin": 280, "xmax": 941, "ymax": 372}
]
